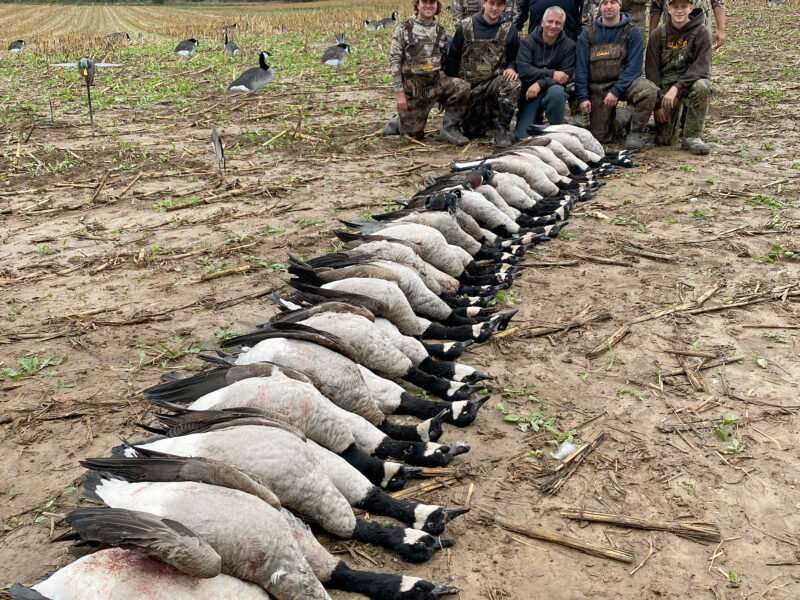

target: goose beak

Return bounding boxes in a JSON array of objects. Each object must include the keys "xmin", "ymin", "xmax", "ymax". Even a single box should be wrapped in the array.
[
  {"xmin": 469, "ymin": 395, "xmax": 490, "ymax": 411},
  {"xmin": 432, "ymin": 584, "xmax": 460, "ymax": 597},
  {"xmin": 403, "ymin": 466, "xmax": 425, "ymax": 478},
  {"xmin": 444, "ymin": 506, "xmax": 470, "ymax": 522},
  {"xmin": 436, "ymin": 537, "xmax": 455, "ymax": 548}
]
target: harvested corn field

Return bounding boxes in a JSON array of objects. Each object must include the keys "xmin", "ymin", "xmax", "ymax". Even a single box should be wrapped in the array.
[{"xmin": 1, "ymin": 2, "xmax": 799, "ymax": 599}]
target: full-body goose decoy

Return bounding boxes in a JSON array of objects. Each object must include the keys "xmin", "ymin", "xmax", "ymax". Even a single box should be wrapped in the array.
[
  {"xmin": 364, "ymin": 19, "xmax": 383, "ymax": 32},
  {"xmin": 9, "ymin": 508, "xmax": 270, "ymax": 600},
  {"xmin": 49, "ymin": 57, "xmax": 121, "ymax": 137},
  {"xmin": 228, "ymin": 51, "xmax": 274, "ymax": 92},
  {"xmin": 380, "ymin": 11, "xmax": 400, "ymax": 28},
  {"xmin": 321, "ymin": 34, "xmax": 350, "ymax": 66},
  {"xmin": 8, "ymin": 40, "xmax": 25, "ymax": 53},
  {"xmin": 81, "ymin": 469, "xmax": 333, "ymax": 600},
  {"xmin": 223, "ymin": 29, "xmax": 240, "ymax": 57},
  {"xmin": 84, "ymin": 454, "xmax": 452, "ymax": 563},
  {"xmin": 174, "ymin": 38, "xmax": 199, "ymax": 56},
  {"xmin": 107, "ymin": 32, "xmax": 130, "ymax": 43}
]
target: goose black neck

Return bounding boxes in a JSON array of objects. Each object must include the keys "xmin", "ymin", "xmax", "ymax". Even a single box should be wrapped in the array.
[
  {"xmin": 340, "ymin": 444, "xmax": 394, "ymax": 489},
  {"xmin": 421, "ymin": 322, "xmax": 474, "ymax": 342},
  {"xmin": 356, "ymin": 486, "xmax": 415, "ymax": 523},
  {"xmin": 328, "ymin": 561, "xmax": 404, "ymax": 598},
  {"xmin": 379, "ymin": 420, "xmax": 424, "ymax": 441},
  {"xmin": 396, "ymin": 391, "xmax": 452, "ymax": 419},
  {"xmin": 402, "ymin": 366, "xmax": 453, "ymax": 399}
]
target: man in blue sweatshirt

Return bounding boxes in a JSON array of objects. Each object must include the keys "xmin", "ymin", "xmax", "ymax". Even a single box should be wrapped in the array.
[
  {"xmin": 446, "ymin": 0, "xmax": 521, "ymax": 146},
  {"xmin": 575, "ymin": 0, "xmax": 657, "ymax": 148}
]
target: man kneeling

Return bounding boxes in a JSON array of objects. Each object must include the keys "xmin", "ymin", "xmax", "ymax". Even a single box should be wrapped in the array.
[
  {"xmin": 389, "ymin": 0, "xmax": 471, "ymax": 143},
  {"xmin": 645, "ymin": 0, "xmax": 712, "ymax": 155}
]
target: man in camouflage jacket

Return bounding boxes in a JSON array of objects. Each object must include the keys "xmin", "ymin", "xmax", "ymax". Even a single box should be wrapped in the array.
[
  {"xmin": 388, "ymin": 0, "xmax": 471, "ymax": 143},
  {"xmin": 445, "ymin": 0, "xmax": 522, "ymax": 146},
  {"xmin": 450, "ymin": 0, "xmax": 521, "ymax": 23}
]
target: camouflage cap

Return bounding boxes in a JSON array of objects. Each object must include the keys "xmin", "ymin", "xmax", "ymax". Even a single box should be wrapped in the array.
[{"xmin": 668, "ymin": 0, "xmax": 695, "ymax": 4}]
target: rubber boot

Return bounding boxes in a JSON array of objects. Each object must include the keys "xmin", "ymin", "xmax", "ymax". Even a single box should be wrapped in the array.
[
  {"xmin": 384, "ymin": 114, "xmax": 400, "ymax": 135},
  {"xmin": 681, "ymin": 137, "xmax": 710, "ymax": 155},
  {"xmin": 615, "ymin": 106, "xmax": 632, "ymax": 137},
  {"xmin": 439, "ymin": 111, "xmax": 469, "ymax": 145},
  {"xmin": 494, "ymin": 106, "xmax": 515, "ymax": 147}
]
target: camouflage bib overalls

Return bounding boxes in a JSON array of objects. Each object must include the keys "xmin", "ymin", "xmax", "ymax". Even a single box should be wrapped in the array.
[
  {"xmin": 459, "ymin": 18, "xmax": 521, "ymax": 139},
  {"xmin": 653, "ymin": 26, "xmax": 712, "ymax": 145}
]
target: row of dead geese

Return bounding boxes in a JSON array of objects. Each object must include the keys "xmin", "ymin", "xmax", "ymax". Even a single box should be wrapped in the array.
[{"xmin": 9, "ymin": 125, "xmax": 636, "ymax": 600}]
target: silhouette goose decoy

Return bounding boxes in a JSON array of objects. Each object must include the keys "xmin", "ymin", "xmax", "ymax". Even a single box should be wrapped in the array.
[
  {"xmin": 174, "ymin": 38, "xmax": 199, "ymax": 56},
  {"xmin": 364, "ymin": 19, "xmax": 383, "ymax": 32},
  {"xmin": 210, "ymin": 129, "xmax": 225, "ymax": 173},
  {"xmin": 228, "ymin": 51, "xmax": 274, "ymax": 92},
  {"xmin": 223, "ymin": 29, "xmax": 240, "ymax": 57},
  {"xmin": 8, "ymin": 40, "xmax": 25, "ymax": 53},
  {"xmin": 380, "ymin": 11, "xmax": 400, "ymax": 28},
  {"xmin": 49, "ymin": 57, "xmax": 122, "ymax": 137},
  {"xmin": 281, "ymin": 23, "xmax": 288, "ymax": 35},
  {"xmin": 321, "ymin": 34, "xmax": 349, "ymax": 66}
]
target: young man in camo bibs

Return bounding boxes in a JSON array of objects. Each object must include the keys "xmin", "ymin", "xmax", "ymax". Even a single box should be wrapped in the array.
[{"xmin": 645, "ymin": 0, "xmax": 712, "ymax": 154}]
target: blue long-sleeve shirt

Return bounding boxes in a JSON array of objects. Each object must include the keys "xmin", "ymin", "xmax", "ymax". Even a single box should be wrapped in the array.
[{"xmin": 575, "ymin": 13, "xmax": 643, "ymax": 103}]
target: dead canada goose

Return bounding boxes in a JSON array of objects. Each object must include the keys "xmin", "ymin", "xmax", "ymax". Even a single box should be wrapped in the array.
[
  {"xmin": 228, "ymin": 51, "xmax": 274, "ymax": 92},
  {"xmin": 85, "ymin": 454, "xmax": 453, "ymax": 564},
  {"xmin": 223, "ymin": 29, "xmax": 240, "ymax": 57},
  {"xmin": 144, "ymin": 366, "xmax": 419, "ymax": 487},
  {"xmin": 82, "ymin": 470, "xmax": 332, "ymax": 600},
  {"xmin": 321, "ymin": 33, "xmax": 350, "ymax": 66},
  {"xmin": 174, "ymin": 38, "xmax": 199, "ymax": 56}
]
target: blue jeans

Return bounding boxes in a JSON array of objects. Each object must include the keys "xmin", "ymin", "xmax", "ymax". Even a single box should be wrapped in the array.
[{"xmin": 514, "ymin": 84, "xmax": 568, "ymax": 141}]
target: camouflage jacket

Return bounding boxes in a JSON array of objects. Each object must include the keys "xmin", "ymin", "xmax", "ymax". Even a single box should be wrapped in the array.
[
  {"xmin": 390, "ymin": 16, "xmax": 450, "ymax": 91},
  {"xmin": 450, "ymin": 0, "xmax": 522, "ymax": 24},
  {"xmin": 650, "ymin": 0, "xmax": 725, "ymax": 27}
]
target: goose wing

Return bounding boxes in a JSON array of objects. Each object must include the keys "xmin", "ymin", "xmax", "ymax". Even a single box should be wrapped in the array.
[
  {"xmin": 57, "ymin": 507, "xmax": 222, "ymax": 578},
  {"xmin": 321, "ymin": 46, "xmax": 344, "ymax": 63}
]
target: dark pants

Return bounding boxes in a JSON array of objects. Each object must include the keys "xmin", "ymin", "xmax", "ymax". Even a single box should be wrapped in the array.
[
  {"xmin": 514, "ymin": 84, "xmax": 568, "ymax": 141},
  {"xmin": 655, "ymin": 79, "xmax": 711, "ymax": 145},
  {"xmin": 399, "ymin": 75, "xmax": 471, "ymax": 138},
  {"xmin": 587, "ymin": 77, "xmax": 658, "ymax": 143},
  {"xmin": 462, "ymin": 75, "xmax": 521, "ymax": 139}
]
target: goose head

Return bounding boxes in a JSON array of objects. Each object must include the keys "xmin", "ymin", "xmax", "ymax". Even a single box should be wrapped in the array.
[
  {"xmin": 390, "ymin": 576, "xmax": 460, "ymax": 599},
  {"xmin": 447, "ymin": 395, "xmax": 489, "ymax": 426},
  {"xmin": 412, "ymin": 505, "xmax": 470, "ymax": 535},
  {"xmin": 258, "ymin": 51, "xmax": 272, "ymax": 70}
]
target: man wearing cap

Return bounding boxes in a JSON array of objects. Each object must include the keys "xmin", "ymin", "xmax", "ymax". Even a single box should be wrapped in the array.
[
  {"xmin": 445, "ymin": 0, "xmax": 522, "ymax": 146},
  {"xmin": 451, "ymin": 0, "xmax": 521, "ymax": 24},
  {"xmin": 575, "ymin": 0, "xmax": 658, "ymax": 148},
  {"xmin": 388, "ymin": 0, "xmax": 472, "ymax": 143},
  {"xmin": 645, "ymin": 0, "xmax": 712, "ymax": 154},
  {"xmin": 514, "ymin": 6, "xmax": 575, "ymax": 140}
]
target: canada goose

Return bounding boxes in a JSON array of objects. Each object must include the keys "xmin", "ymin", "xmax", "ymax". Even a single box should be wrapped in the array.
[
  {"xmin": 107, "ymin": 32, "xmax": 130, "ymax": 43},
  {"xmin": 364, "ymin": 19, "xmax": 383, "ymax": 32},
  {"xmin": 49, "ymin": 58, "xmax": 122, "ymax": 138},
  {"xmin": 85, "ymin": 454, "xmax": 453, "ymax": 564},
  {"xmin": 321, "ymin": 34, "xmax": 350, "ymax": 66},
  {"xmin": 145, "ymin": 366, "xmax": 420, "ymax": 487},
  {"xmin": 210, "ymin": 129, "xmax": 225, "ymax": 173},
  {"xmin": 526, "ymin": 123, "xmax": 606, "ymax": 158},
  {"xmin": 380, "ymin": 11, "xmax": 400, "ymax": 28},
  {"xmin": 223, "ymin": 29, "xmax": 240, "ymax": 57},
  {"xmin": 228, "ymin": 51, "xmax": 274, "ymax": 92},
  {"xmin": 122, "ymin": 423, "xmax": 467, "ymax": 537},
  {"xmin": 8, "ymin": 40, "xmax": 24, "ymax": 53},
  {"xmin": 82, "ymin": 473, "xmax": 333, "ymax": 599},
  {"xmin": 175, "ymin": 38, "xmax": 199, "ymax": 56}
]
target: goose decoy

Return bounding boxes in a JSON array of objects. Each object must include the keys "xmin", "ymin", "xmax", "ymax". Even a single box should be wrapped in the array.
[
  {"xmin": 281, "ymin": 23, "xmax": 288, "ymax": 34},
  {"xmin": 223, "ymin": 29, "xmax": 240, "ymax": 57},
  {"xmin": 364, "ymin": 19, "xmax": 383, "ymax": 32},
  {"xmin": 107, "ymin": 32, "xmax": 130, "ymax": 43},
  {"xmin": 9, "ymin": 507, "xmax": 271, "ymax": 600},
  {"xmin": 380, "ymin": 11, "xmax": 399, "ymax": 28},
  {"xmin": 49, "ymin": 57, "xmax": 122, "ymax": 137},
  {"xmin": 222, "ymin": 23, "xmax": 239, "ymax": 34},
  {"xmin": 228, "ymin": 51, "xmax": 274, "ymax": 92},
  {"xmin": 321, "ymin": 34, "xmax": 349, "ymax": 67},
  {"xmin": 174, "ymin": 38, "xmax": 199, "ymax": 56},
  {"xmin": 8, "ymin": 40, "xmax": 25, "ymax": 53},
  {"xmin": 210, "ymin": 129, "xmax": 225, "ymax": 173}
]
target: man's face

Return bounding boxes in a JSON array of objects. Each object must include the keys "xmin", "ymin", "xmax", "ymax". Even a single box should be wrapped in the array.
[
  {"xmin": 418, "ymin": 0, "xmax": 438, "ymax": 19},
  {"xmin": 483, "ymin": 0, "xmax": 507, "ymax": 23},
  {"xmin": 541, "ymin": 12, "xmax": 565, "ymax": 38},
  {"xmin": 667, "ymin": 1, "xmax": 693, "ymax": 25},
  {"xmin": 599, "ymin": 0, "xmax": 621, "ymax": 21}
]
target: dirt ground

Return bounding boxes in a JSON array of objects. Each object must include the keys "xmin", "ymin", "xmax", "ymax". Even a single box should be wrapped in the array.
[{"xmin": 1, "ymin": 4, "xmax": 799, "ymax": 599}]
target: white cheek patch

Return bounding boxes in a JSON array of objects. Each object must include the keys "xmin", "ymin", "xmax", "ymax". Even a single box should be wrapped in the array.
[
  {"xmin": 400, "ymin": 576, "xmax": 423, "ymax": 592},
  {"xmin": 413, "ymin": 505, "xmax": 439, "ymax": 530},
  {"xmin": 402, "ymin": 528, "xmax": 429, "ymax": 545},
  {"xmin": 416, "ymin": 420, "xmax": 432, "ymax": 442},
  {"xmin": 423, "ymin": 443, "xmax": 442, "ymax": 457},
  {"xmin": 446, "ymin": 381, "xmax": 464, "ymax": 397},
  {"xmin": 381, "ymin": 462, "xmax": 403, "ymax": 489},
  {"xmin": 501, "ymin": 253, "xmax": 514, "ymax": 261},
  {"xmin": 466, "ymin": 306, "xmax": 480, "ymax": 317},
  {"xmin": 450, "ymin": 400, "xmax": 468, "ymax": 420},
  {"xmin": 453, "ymin": 364, "xmax": 474, "ymax": 381},
  {"xmin": 441, "ymin": 342, "xmax": 457, "ymax": 352},
  {"xmin": 471, "ymin": 323, "xmax": 484, "ymax": 338}
]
